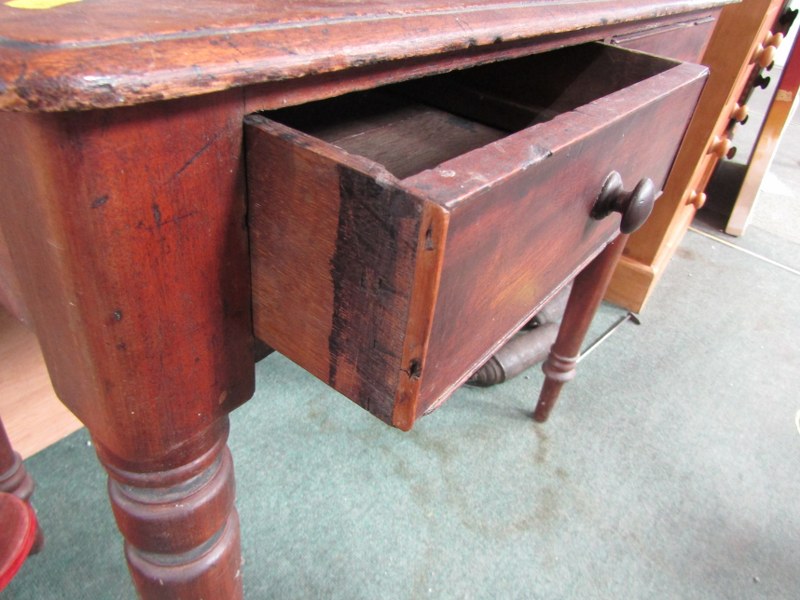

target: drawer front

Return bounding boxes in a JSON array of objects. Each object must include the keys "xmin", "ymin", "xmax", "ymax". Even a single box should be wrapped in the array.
[
  {"xmin": 246, "ymin": 43, "xmax": 707, "ymax": 429},
  {"xmin": 407, "ymin": 67, "xmax": 706, "ymax": 415}
]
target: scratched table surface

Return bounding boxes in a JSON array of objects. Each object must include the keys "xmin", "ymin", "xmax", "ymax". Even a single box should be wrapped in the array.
[{"xmin": 0, "ymin": 0, "xmax": 730, "ymax": 111}]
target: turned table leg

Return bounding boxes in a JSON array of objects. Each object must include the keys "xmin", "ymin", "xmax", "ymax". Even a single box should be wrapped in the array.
[
  {"xmin": 0, "ymin": 91, "xmax": 254, "ymax": 598},
  {"xmin": 534, "ymin": 235, "xmax": 629, "ymax": 422},
  {"xmin": 97, "ymin": 419, "xmax": 242, "ymax": 598},
  {"xmin": 0, "ymin": 419, "xmax": 43, "ymax": 554}
]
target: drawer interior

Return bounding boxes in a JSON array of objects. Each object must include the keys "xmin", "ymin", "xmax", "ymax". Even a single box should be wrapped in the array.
[{"xmin": 260, "ymin": 43, "xmax": 677, "ymax": 179}]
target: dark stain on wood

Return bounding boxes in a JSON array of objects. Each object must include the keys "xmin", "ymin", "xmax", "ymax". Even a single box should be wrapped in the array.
[
  {"xmin": 328, "ymin": 166, "xmax": 419, "ymax": 417},
  {"xmin": 424, "ymin": 225, "xmax": 434, "ymax": 251},
  {"xmin": 407, "ymin": 359, "xmax": 422, "ymax": 379},
  {"xmin": 151, "ymin": 203, "xmax": 162, "ymax": 227},
  {"xmin": 91, "ymin": 194, "xmax": 110, "ymax": 209}
]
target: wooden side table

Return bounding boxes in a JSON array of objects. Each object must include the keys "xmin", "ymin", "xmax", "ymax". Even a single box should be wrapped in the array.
[{"xmin": 0, "ymin": 1, "xmax": 729, "ymax": 597}]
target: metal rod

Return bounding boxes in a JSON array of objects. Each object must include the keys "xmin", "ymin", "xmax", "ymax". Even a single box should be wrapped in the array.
[
  {"xmin": 688, "ymin": 227, "xmax": 800, "ymax": 277},
  {"xmin": 577, "ymin": 311, "xmax": 640, "ymax": 363}
]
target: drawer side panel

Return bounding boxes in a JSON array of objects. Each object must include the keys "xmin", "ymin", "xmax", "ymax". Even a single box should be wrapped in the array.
[{"xmin": 247, "ymin": 117, "xmax": 426, "ymax": 423}]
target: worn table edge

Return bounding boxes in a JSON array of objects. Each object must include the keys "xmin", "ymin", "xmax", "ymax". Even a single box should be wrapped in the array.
[{"xmin": 0, "ymin": 1, "xmax": 735, "ymax": 112}]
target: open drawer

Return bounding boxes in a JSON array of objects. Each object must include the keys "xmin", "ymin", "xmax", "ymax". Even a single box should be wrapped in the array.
[{"xmin": 245, "ymin": 42, "xmax": 707, "ymax": 430}]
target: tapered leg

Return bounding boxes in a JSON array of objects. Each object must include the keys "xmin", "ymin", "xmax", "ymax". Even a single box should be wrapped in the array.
[
  {"xmin": 0, "ymin": 91, "xmax": 254, "ymax": 598},
  {"xmin": 534, "ymin": 235, "xmax": 629, "ymax": 422},
  {"xmin": 0, "ymin": 419, "xmax": 43, "ymax": 554}
]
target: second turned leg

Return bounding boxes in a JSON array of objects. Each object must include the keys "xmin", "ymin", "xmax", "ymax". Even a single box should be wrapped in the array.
[
  {"xmin": 0, "ymin": 419, "xmax": 43, "ymax": 554},
  {"xmin": 534, "ymin": 235, "xmax": 629, "ymax": 422}
]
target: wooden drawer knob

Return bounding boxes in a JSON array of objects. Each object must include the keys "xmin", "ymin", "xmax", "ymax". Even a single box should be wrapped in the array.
[
  {"xmin": 763, "ymin": 31, "xmax": 784, "ymax": 49},
  {"xmin": 709, "ymin": 135, "xmax": 736, "ymax": 159},
  {"xmin": 688, "ymin": 190, "xmax": 707, "ymax": 209},
  {"xmin": 731, "ymin": 102, "xmax": 749, "ymax": 124},
  {"xmin": 754, "ymin": 44, "xmax": 777, "ymax": 69},
  {"xmin": 591, "ymin": 171, "xmax": 656, "ymax": 234}
]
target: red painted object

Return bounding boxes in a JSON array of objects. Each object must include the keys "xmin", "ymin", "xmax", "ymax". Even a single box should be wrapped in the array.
[{"xmin": 0, "ymin": 493, "xmax": 37, "ymax": 592}]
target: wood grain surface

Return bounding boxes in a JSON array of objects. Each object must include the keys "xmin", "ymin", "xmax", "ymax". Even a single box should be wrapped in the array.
[{"xmin": 0, "ymin": 0, "xmax": 733, "ymax": 111}]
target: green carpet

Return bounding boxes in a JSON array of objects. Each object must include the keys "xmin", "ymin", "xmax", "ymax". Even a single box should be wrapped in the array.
[{"xmin": 5, "ymin": 222, "xmax": 799, "ymax": 599}]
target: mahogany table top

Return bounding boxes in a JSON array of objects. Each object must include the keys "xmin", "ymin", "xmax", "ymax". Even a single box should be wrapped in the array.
[{"xmin": 0, "ymin": 0, "xmax": 732, "ymax": 111}]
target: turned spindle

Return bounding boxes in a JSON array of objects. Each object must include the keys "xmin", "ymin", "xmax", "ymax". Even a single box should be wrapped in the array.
[
  {"xmin": 709, "ymin": 135, "xmax": 736, "ymax": 160},
  {"xmin": 731, "ymin": 102, "xmax": 749, "ymax": 124},
  {"xmin": 688, "ymin": 190, "xmax": 707, "ymax": 210}
]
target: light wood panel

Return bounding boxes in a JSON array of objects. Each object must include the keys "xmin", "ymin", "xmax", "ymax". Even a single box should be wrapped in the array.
[{"xmin": 0, "ymin": 307, "xmax": 82, "ymax": 459}]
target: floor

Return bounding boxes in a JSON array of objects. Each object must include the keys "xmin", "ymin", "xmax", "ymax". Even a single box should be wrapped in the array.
[{"xmin": 2, "ymin": 58, "xmax": 799, "ymax": 600}]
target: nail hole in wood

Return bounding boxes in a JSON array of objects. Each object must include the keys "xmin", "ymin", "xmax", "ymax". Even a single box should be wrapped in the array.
[
  {"xmin": 408, "ymin": 359, "xmax": 422, "ymax": 379},
  {"xmin": 425, "ymin": 225, "xmax": 434, "ymax": 251}
]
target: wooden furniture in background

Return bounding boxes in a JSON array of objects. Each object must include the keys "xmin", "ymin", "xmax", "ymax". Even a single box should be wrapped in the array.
[
  {"xmin": 726, "ymin": 22, "xmax": 799, "ymax": 234},
  {"xmin": 0, "ymin": 2, "xmax": 729, "ymax": 597},
  {"xmin": 606, "ymin": 0, "xmax": 790, "ymax": 311},
  {"xmin": 459, "ymin": 10, "xmax": 725, "ymax": 391},
  {"xmin": 0, "ymin": 417, "xmax": 43, "ymax": 568}
]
